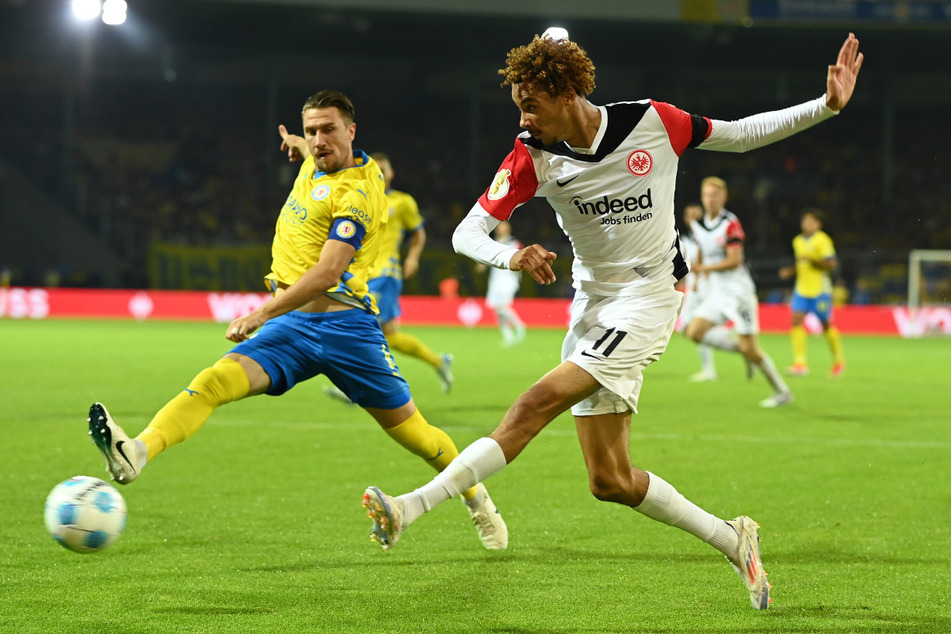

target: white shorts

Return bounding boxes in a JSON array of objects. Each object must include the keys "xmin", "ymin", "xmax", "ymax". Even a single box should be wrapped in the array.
[
  {"xmin": 563, "ymin": 286, "xmax": 683, "ymax": 416},
  {"xmin": 692, "ymin": 288, "xmax": 760, "ymax": 335},
  {"xmin": 486, "ymin": 276, "xmax": 520, "ymax": 309}
]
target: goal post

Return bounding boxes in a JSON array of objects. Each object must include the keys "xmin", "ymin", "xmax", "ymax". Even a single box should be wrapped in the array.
[{"xmin": 907, "ymin": 249, "xmax": 951, "ymax": 337}]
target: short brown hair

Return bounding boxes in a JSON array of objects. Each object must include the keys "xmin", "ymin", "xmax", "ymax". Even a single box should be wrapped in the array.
[
  {"xmin": 801, "ymin": 207, "xmax": 826, "ymax": 224},
  {"xmin": 301, "ymin": 90, "xmax": 355, "ymax": 124},
  {"xmin": 499, "ymin": 35, "xmax": 596, "ymax": 97}
]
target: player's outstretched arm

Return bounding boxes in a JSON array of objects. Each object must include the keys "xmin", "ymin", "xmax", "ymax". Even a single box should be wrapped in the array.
[
  {"xmin": 279, "ymin": 124, "xmax": 309, "ymax": 162},
  {"xmin": 510, "ymin": 244, "xmax": 557, "ymax": 286},
  {"xmin": 826, "ymin": 33, "xmax": 864, "ymax": 112}
]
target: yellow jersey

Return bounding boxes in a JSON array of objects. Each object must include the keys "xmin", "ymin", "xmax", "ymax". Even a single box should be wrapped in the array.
[
  {"xmin": 792, "ymin": 230, "xmax": 836, "ymax": 297},
  {"xmin": 267, "ymin": 151, "xmax": 387, "ymax": 313},
  {"xmin": 371, "ymin": 188, "xmax": 424, "ymax": 280}
]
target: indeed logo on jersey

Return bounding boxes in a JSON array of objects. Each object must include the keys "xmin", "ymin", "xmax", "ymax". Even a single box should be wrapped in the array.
[{"xmin": 571, "ymin": 189, "xmax": 653, "ymax": 225}]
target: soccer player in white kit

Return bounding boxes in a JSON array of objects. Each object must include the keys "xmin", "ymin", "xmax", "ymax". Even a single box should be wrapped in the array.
[
  {"xmin": 363, "ymin": 29, "xmax": 863, "ymax": 610},
  {"xmin": 677, "ymin": 203, "xmax": 719, "ymax": 382},
  {"xmin": 686, "ymin": 177, "xmax": 792, "ymax": 407},
  {"xmin": 480, "ymin": 220, "xmax": 527, "ymax": 346}
]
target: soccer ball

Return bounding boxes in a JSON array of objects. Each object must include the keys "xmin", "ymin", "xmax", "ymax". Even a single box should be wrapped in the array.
[{"xmin": 44, "ymin": 476, "xmax": 127, "ymax": 553}]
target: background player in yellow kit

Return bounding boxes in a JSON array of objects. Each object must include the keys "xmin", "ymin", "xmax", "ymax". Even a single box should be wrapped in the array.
[
  {"xmin": 88, "ymin": 90, "xmax": 507, "ymax": 549},
  {"xmin": 324, "ymin": 152, "xmax": 453, "ymax": 406},
  {"xmin": 779, "ymin": 208, "xmax": 845, "ymax": 377}
]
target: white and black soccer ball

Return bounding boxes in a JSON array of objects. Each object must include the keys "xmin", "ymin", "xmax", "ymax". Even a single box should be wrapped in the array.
[{"xmin": 44, "ymin": 476, "xmax": 127, "ymax": 553}]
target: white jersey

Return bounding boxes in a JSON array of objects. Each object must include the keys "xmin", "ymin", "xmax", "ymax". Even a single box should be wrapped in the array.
[
  {"xmin": 680, "ymin": 231, "xmax": 707, "ymax": 295},
  {"xmin": 475, "ymin": 101, "xmax": 695, "ymax": 297},
  {"xmin": 690, "ymin": 209, "xmax": 755, "ymax": 296},
  {"xmin": 486, "ymin": 235, "xmax": 523, "ymax": 306},
  {"xmin": 453, "ymin": 94, "xmax": 836, "ymax": 299}
]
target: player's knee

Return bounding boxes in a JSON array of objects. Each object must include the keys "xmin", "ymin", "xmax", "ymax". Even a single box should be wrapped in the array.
[
  {"xmin": 737, "ymin": 340, "xmax": 760, "ymax": 363},
  {"xmin": 496, "ymin": 388, "xmax": 564, "ymax": 451},
  {"xmin": 511, "ymin": 383, "xmax": 567, "ymax": 423},
  {"xmin": 588, "ymin": 472, "xmax": 629, "ymax": 504},
  {"xmin": 685, "ymin": 324, "xmax": 704, "ymax": 343},
  {"xmin": 188, "ymin": 358, "xmax": 247, "ymax": 406}
]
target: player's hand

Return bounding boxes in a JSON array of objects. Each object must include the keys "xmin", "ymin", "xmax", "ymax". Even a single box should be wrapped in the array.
[
  {"xmin": 226, "ymin": 312, "xmax": 266, "ymax": 343},
  {"xmin": 778, "ymin": 266, "xmax": 795, "ymax": 280},
  {"xmin": 279, "ymin": 124, "xmax": 308, "ymax": 162},
  {"xmin": 510, "ymin": 244, "xmax": 557, "ymax": 285},
  {"xmin": 826, "ymin": 33, "xmax": 864, "ymax": 111}
]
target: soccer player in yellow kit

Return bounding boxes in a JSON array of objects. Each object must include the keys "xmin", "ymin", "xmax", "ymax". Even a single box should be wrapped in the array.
[
  {"xmin": 779, "ymin": 208, "xmax": 846, "ymax": 377},
  {"xmin": 324, "ymin": 152, "xmax": 453, "ymax": 406},
  {"xmin": 88, "ymin": 90, "xmax": 506, "ymax": 549}
]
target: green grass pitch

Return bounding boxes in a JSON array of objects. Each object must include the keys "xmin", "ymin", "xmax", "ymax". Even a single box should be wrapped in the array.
[{"xmin": 1, "ymin": 319, "xmax": 949, "ymax": 633}]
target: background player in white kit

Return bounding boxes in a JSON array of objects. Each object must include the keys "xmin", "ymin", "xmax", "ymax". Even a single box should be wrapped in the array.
[
  {"xmin": 677, "ymin": 202, "xmax": 718, "ymax": 382},
  {"xmin": 363, "ymin": 29, "xmax": 862, "ymax": 610},
  {"xmin": 476, "ymin": 220, "xmax": 527, "ymax": 347},
  {"xmin": 685, "ymin": 177, "xmax": 792, "ymax": 408}
]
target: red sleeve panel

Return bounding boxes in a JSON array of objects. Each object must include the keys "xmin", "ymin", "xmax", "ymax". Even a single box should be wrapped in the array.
[
  {"xmin": 726, "ymin": 218, "xmax": 746, "ymax": 245},
  {"xmin": 651, "ymin": 100, "xmax": 712, "ymax": 157},
  {"xmin": 477, "ymin": 139, "xmax": 539, "ymax": 221}
]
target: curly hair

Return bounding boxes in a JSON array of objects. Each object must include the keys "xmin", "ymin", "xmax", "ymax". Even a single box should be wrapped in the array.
[{"xmin": 499, "ymin": 35, "xmax": 596, "ymax": 97}]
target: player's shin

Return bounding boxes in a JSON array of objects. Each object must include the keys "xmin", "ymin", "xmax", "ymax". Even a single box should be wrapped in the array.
[
  {"xmin": 825, "ymin": 326, "xmax": 844, "ymax": 363},
  {"xmin": 635, "ymin": 472, "xmax": 738, "ymax": 556},
  {"xmin": 385, "ymin": 331, "xmax": 442, "ymax": 368},
  {"xmin": 756, "ymin": 352, "xmax": 790, "ymax": 394},
  {"xmin": 791, "ymin": 325, "xmax": 808, "ymax": 365},
  {"xmin": 698, "ymin": 343, "xmax": 716, "ymax": 373},
  {"xmin": 137, "ymin": 357, "xmax": 250, "ymax": 461},
  {"xmin": 399, "ymin": 436, "xmax": 506, "ymax": 527}
]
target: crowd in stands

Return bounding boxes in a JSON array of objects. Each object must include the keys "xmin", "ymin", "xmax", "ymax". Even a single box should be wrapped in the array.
[{"xmin": 3, "ymin": 70, "xmax": 948, "ymax": 303}]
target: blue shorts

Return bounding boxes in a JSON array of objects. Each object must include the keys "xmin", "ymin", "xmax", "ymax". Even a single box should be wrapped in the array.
[
  {"xmin": 229, "ymin": 309, "xmax": 411, "ymax": 409},
  {"xmin": 790, "ymin": 291, "xmax": 833, "ymax": 323},
  {"xmin": 368, "ymin": 276, "xmax": 402, "ymax": 325}
]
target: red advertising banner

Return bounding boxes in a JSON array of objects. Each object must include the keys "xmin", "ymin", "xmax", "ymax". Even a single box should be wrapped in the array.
[{"xmin": 1, "ymin": 287, "xmax": 948, "ymax": 338}]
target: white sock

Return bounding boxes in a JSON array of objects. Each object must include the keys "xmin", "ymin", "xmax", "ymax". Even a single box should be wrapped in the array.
[
  {"xmin": 497, "ymin": 307, "xmax": 517, "ymax": 343},
  {"xmin": 698, "ymin": 344, "xmax": 716, "ymax": 374},
  {"xmin": 399, "ymin": 437, "xmax": 507, "ymax": 527},
  {"xmin": 635, "ymin": 472, "xmax": 737, "ymax": 557},
  {"xmin": 700, "ymin": 326, "xmax": 739, "ymax": 352},
  {"xmin": 133, "ymin": 438, "xmax": 148, "ymax": 469},
  {"xmin": 757, "ymin": 352, "xmax": 790, "ymax": 394}
]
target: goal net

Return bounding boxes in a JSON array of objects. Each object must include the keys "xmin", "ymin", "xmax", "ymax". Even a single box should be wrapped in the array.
[{"xmin": 906, "ymin": 249, "xmax": 951, "ymax": 337}]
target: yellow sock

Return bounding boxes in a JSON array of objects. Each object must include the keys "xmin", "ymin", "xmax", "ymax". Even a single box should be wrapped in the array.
[
  {"xmin": 138, "ymin": 357, "xmax": 250, "ymax": 462},
  {"xmin": 386, "ymin": 331, "xmax": 442, "ymax": 369},
  {"xmin": 791, "ymin": 325, "xmax": 808, "ymax": 366},
  {"xmin": 825, "ymin": 326, "xmax": 845, "ymax": 364},
  {"xmin": 384, "ymin": 409, "xmax": 478, "ymax": 500}
]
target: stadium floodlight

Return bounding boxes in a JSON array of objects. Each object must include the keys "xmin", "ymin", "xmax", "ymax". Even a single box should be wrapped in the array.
[
  {"xmin": 71, "ymin": 0, "xmax": 102, "ymax": 22},
  {"xmin": 101, "ymin": 0, "xmax": 128, "ymax": 26},
  {"xmin": 542, "ymin": 26, "xmax": 569, "ymax": 41}
]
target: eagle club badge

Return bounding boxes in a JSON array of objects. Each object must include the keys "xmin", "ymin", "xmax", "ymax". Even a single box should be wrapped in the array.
[
  {"xmin": 487, "ymin": 169, "xmax": 512, "ymax": 200},
  {"xmin": 627, "ymin": 150, "xmax": 653, "ymax": 177}
]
